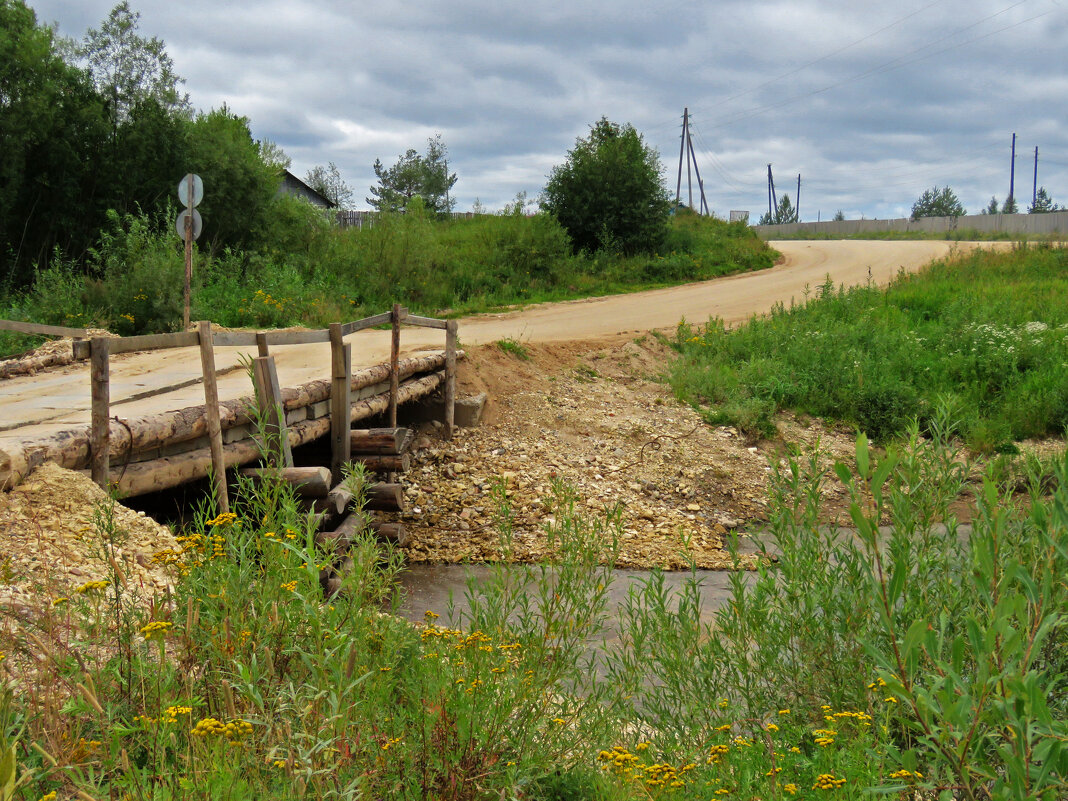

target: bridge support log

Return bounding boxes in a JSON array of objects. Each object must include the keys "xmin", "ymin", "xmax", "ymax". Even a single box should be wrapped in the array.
[
  {"xmin": 349, "ymin": 428, "xmax": 412, "ymax": 454},
  {"xmin": 238, "ymin": 466, "xmax": 333, "ymax": 498},
  {"xmin": 351, "ymin": 453, "xmax": 409, "ymax": 473},
  {"xmin": 365, "ymin": 482, "xmax": 404, "ymax": 511}
]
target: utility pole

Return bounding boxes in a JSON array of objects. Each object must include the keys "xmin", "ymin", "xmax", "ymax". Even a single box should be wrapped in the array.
[
  {"xmin": 675, "ymin": 108, "xmax": 709, "ymax": 214},
  {"xmin": 1033, "ymin": 146, "xmax": 1039, "ymax": 207},
  {"xmin": 768, "ymin": 164, "xmax": 777, "ymax": 217},
  {"xmin": 685, "ymin": 121, "xmax": 709, "ymax": 215},
  {"xmin": 686, "ymin": 120, "xmax": 693, "ymax": 211},
  {"xmin": 767, "ymin": 164, "xmax": 777, "ymax": 219},
  {"xmin": 1008, "ymin": 132, "xmax": 1016, "ymax": 210},
  {"xmin": 675, "ymin": 109, "xmax": 687, "ymax": 209},
  {"xmin": 796, "ymin": 174, "xmax": 801, "ymax": 222}
]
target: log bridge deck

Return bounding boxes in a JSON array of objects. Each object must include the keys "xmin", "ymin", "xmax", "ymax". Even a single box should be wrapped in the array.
[{"xmin": 0, "ymin": 307, "xmax": 461, "ymax": 513}]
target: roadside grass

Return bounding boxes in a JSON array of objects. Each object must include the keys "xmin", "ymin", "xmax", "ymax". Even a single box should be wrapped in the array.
[
  {"xmin": 0, "ymin": 209, "xmax": 775, "ymax": 358},
  {"xmin": 496, "ymin": 336, "xmax": 531, "ymax": 360},
  {"xmin": 670, "ymin": 243, "xmax": 1068, "ymax": 451},
  {"xmin": 5, "ymin": 422, "xmax": 1066, "ymax": 799}
]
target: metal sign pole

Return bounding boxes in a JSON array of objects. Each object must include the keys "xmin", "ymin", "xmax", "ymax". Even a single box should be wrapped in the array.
[{"xmin": 183, "ymin": 174, "xmax": 193, "ymax": 331}]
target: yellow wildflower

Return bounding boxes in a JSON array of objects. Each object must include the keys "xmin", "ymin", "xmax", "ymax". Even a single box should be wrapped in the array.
[{"xmin": 140, "ymin": 621, "xmax": 172, "ymax": 640}]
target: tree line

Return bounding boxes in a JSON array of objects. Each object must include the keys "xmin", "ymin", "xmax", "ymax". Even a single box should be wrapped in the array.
[
  {"xmin": 3, "ymin": 0, "xmax": 698, "ymax": 299},
  {"xmin": 911, "ymin": 184, "xmax": 1061, "ymax": 220},
  {"xmin": 0, "ymin": 1, "xmax": 300, "ymax": 288}
]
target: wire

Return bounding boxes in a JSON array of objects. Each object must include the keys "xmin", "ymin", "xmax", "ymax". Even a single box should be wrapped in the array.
[
  {"xmin": 695, "ymin": 1, "xmax": 1051, "ymax": 132},
  {"xmin": 710, "ymin": 0, "xmax": 950, "ymax": 110}
]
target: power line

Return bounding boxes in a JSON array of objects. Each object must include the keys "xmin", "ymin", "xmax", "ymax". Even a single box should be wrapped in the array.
[
  {"xmin": 694, "ymin": 1, "xmax": 1049, "ymax": 133},
  {"xmin": 710, "ymin": 0, "xmax": 950, "ymax": 111}
]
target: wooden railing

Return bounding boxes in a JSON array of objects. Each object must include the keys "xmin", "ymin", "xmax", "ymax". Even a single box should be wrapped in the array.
[{"xmin": 2, "ymin": 307, "xmax": 458, "ymax": 513}]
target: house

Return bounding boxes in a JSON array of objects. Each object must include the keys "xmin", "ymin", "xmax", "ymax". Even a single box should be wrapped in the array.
[{"xmin": 276, "ymin": 170, "xmax": 336, "ymax": 209}]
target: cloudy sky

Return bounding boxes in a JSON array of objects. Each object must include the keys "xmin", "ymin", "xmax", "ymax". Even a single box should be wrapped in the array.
[{"xmin": 32, "ymin": 0, "xmax": 1068, "ymax": 220}]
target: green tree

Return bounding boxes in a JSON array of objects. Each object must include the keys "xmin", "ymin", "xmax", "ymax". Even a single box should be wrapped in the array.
[
  {"xmin": 186, "ymin": 106, "xmax": 279, "ymax": 252},
  {"xmin": 832, "ymin": 209, "xmax": 845, "ymax": 221},
  {"xmin": 910, "ymin": 185, "xmax": 965, "ymax": 220},
  {"xmin": 367, "ymin": 134, "xmax": 456, "ymax": 215},
  {"xmin": 110, "ymin": 97, "xmax": 190, "ymax": 215},
  {"xmin": 0, "ymin": 0, "xmax": 110, "ymax": 284},
  {"xmin": 758, "ymin": 194, "xmax": 798, "ymax": 226},
  {"xmin": 1028, "ymin": 187, "xmax": 1060, "ymax": 213},
  {"xmin": 306, "ymin": 161, "xmax": 353, "ymax": 209},
  {"xmin": 982, "ymin": 196, "xmax": 1000, "ymax": 215},
  {"xmin": 76, "ymin": 1, "xmax": 189, "ymax": 125},
  {"xmin": 1001, "ymin": 195, "xmax": 1019, "ymax": 214},
  {"xmin": 541, "ymin": 117, "xmax": 669, "ymax": 255}
]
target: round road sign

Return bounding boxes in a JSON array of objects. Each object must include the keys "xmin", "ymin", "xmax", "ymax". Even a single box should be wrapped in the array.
[
  {"xmin": 178, "ymin": 174, "xmax": 204, "ymax": 207},
  {"xmin": 176, "ymin": 208, "xmax": 203, "ymax": 240}
]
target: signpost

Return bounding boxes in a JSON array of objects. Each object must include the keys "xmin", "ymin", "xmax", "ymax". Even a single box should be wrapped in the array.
[{"xmin": 177, "ymin": 174, "xmax": 203, "ymax": 330}]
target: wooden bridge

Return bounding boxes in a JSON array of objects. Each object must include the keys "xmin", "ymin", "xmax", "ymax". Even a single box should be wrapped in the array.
[{"xmin": 0, "ymin": 307, "xmax": 461, "ymax": 516}]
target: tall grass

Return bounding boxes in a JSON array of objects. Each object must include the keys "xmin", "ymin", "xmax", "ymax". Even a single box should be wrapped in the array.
[
  {"xmin": 670, "ymin": 244, "xmax": 1068, "ymax": 450},
  {"xmin": 0, "ymin": 207, "xmax": 774, "ymax": 358},
  {"xmin": 5, "ymin": 413, "xmax": 1066, "ymax": 799}
]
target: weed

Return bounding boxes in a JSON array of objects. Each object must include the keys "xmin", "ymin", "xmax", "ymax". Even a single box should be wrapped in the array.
[
  {"xmin": 573, "ymin": 364, "xmax": 599, "ymax": 382},
  {"xmin": 7, "ymin": 388, "xmax": 1064, "ymax": 798},
  {"xmin": 496, "ymin": 336, "xmax": 530, "ymax": 360}
]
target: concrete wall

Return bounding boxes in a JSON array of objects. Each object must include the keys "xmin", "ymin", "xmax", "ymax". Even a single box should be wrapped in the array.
[{"xmin": 754, "ymin": 210, "xmax": 1068, "ymax": 239}]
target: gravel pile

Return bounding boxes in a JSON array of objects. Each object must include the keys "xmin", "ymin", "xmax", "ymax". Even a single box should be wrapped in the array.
[{"xmin": 0, "ymin": 462, "xmax": 179, "ymax": 619}]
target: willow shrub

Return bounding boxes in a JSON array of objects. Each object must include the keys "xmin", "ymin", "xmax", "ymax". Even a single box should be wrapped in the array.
[{"xmin": 602, "ymin": 410, "xmax": 1067, "ymax": 799}]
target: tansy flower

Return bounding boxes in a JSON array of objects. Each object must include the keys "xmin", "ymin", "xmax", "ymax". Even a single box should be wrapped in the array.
[
  {"xmin": 812, "ymin": 773, "xmax": 846, "ymax": 790},
  {"xmin": 140, "ymin": 621, "xmax": 172, "ymax": 640}
]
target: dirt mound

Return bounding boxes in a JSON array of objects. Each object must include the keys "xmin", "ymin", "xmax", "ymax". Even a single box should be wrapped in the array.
[{"xmin": 0, "ymin": 462, "xmax": 179, "ymax": 618}]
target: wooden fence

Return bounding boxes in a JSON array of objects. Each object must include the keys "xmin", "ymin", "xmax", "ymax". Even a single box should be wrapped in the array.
[{"xmin": 0, "ymin": 307, "xmax": 458, "ymax": 513}]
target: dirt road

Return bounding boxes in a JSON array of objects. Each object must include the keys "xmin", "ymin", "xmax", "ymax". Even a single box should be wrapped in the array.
[{"xmin": 0, "ymin": 239, "xmax": 986, "ymax": 444}]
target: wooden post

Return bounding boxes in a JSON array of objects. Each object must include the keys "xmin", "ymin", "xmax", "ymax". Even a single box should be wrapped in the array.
[
  {"xmin": 445, "ymin": 319, "xmax": 457, "ymax": 439},
  {"xmin": 90, "ymin": 336, "xmax": 110, "ymax": 487},
  {"xmin": 389, "ymin": 303, "xmax": 400, "ymax": 427},
  {"xmin": 329, "ymin": 323, "xmax": 351, "ymax": 485},
  {"xmin": 256, "ymin": 332, "xmax": 269, "ymax": 358},
  {"xmin": 252, "ymin": 356, "xmax": 293, "ymax": 467},
  {"xmin": 198, "ymin": 321, "xmax": 229, "ymax": 513}
]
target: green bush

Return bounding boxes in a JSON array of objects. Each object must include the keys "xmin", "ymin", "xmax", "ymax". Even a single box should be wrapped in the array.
[
  {"xmin": 85, "ymin": 210, "xmax": 186, "ymax": 335},
  {"xmin": 541, "ymin": 118, "xmax": 670, "ymax": 256}
]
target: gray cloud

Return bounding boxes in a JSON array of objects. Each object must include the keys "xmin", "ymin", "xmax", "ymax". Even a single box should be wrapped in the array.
[{"xmin": 30, "ymin": 0, "xmax": 1068, "ymax": 218}]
